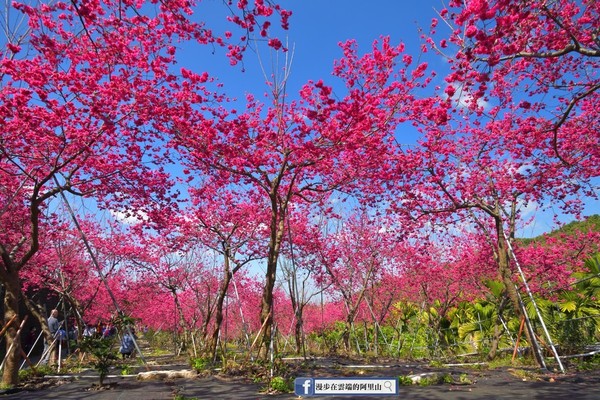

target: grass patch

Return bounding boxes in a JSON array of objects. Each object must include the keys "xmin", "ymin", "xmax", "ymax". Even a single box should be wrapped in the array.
[
  {"xmin": 486, "ymin": 355, "xmax": 537, "ymax": 369},
  {"xmin": 417, "ymin": 376, "xmax": 439, "ymax": 386},
  {"xmin": 569, "ymin": 355, "xmax": 600, "ymax": 371},
  {"xmin": 458, "ymin": 373, "xmax": 473, "ymax": 384},
  {"xmin": 146, "ymin": 348, "xmax": 173, "ymax": 357},
  {"xmin": 269, "ymin": 376, "xmax": 291, "ymax": 393},
  {"xmin": 173, "ymin": 395, "xmax": 199, "ymax": 400},
  {"xmin": 507, "ymin": 368, "xmax": 541, "ymax": 381},
  {"xmin": 120, "ymin": 365, "xmax": 134, "ymax": 375},
  {"xmin": 18, "ymin": 365, "xmax": 55, "ymax": 381},
  {"xmin": 398, "ymin": 375, "xmax": 413, "ymax": 386},
  {"xmin": 190, "ymin": 357, "xmax": 212, "ymax": 373}
]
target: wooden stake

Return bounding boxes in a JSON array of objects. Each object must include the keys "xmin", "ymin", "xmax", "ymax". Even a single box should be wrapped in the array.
[
  {"xmin": 512, "ymin": 317, "xmax": 525, "ymax": 362},
  {"xmin": 0, "ymin": 315, "xmax": 28, "ymax": 372},
  {"xmin": 19, "ymin": 349, "xmax": 35, "ymax": 370},
  {"xmin": 0, "ymin": 315, "xmax": 19, "ymax": 338}
]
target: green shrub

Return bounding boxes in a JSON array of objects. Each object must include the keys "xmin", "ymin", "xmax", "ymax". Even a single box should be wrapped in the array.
[
  {"xmin": 190, "ymin": 357, "xmax": 211, "ymax": 372},
  {"xmin": 269, "ymin": 376, "xmax": 291, "ymax": 393},
  {"xmin": 417, "ymin": 376, "xmax": 438, "ymax": 386},
  {"xmin": 144, "ymin": 330, "xmax": 176, "ymax": 352},
  {"xmin": 120, "ymin": 365, "xmax": 133, "ymax": 375},
  {"xmin": 18, "ymin": 365, "xmax": 54, "ymax": 381},
  {"xmin": 458, "ymin": 373, "xmax": 473, "ymax": 384},
  {"xmin": 173, "ymin": 395, "xmax": 199, "ymax": 400},
  {"xmin": 79, "ymin": 336, "xmax": 118, "ymax": 386},
  {"xmin": 398, "ymin": 375, "xmax": 413, "ymax": 386}
]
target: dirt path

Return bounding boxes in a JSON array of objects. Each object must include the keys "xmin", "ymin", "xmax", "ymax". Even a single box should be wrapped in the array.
[{"xmin": 4, "ymin": 358, "xmax": 600, "ymax": 399}]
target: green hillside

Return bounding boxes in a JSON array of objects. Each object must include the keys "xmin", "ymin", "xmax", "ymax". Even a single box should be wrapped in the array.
[{"xmin": 518, "ymin": 214, "xmax": 600, "ymax": 245}]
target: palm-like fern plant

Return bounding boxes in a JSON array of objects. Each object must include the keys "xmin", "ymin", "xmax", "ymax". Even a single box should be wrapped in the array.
[
  {"xmin": 554, "ymin": 254, "xmax": 600, "ymax": 354},
  {"xmin": 456, "ymin": 280, "xmax": 519, "ymax": 359}
]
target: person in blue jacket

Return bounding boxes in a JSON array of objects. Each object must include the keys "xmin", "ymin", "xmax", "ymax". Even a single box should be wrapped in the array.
[{"xmin": 119, "ymin": 329, "xmax": 136, "ymax": 359}]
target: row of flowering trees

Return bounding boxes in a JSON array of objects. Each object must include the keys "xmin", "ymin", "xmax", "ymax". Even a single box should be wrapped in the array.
[
  {"xmin": 19, "ymin": 212, "xmax": 600, "ymax": 358},
  {"xmin": 1, "ymin": 0, "xmax": 598, "ymax": 385}
]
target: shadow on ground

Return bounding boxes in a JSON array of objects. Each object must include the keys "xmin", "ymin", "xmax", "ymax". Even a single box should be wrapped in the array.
[{"xmin": 4, "ymin": 356, "xmax": 600, "ymax": 399}]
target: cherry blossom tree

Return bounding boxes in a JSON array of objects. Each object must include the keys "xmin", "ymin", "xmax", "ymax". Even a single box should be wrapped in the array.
[
  {"xmin": 179, "ymin": 185, "xmax": 267, "ymax": 358},
  {"xmin": 129, "ymin": 240, "xmax": 201, "ymax": 353},
  {"xmin": 0, "ymin": 0, "xmax": 289, "ymax": 384},
  {"xmin": 166, "ymin": 36, "xmax": 433, "ymax": 357},
  {"xmin": 129, "ymin": 253, "xmax": 222, "ymax": 343},
  {"xmin": 314, "ymin": 211, "xmax": 406, "ymax": 352},
  {"xmin": 369, "ymin": 3, "xmax": 599, "ymax": 368},
  {"xmin": 434, "ymin": 0, "xmax": 599, "ymax": 171},
  {"xmin": 39, "ymin": 219, "xmax": 151, "ymax": 326},
  {"xmin": 397, "ymin": 234, "xmax": 497, "ymax": 354},
  {"xmin": 21, "ymin": 221, "xmax": 91, "ymax": 341},
  {"xmin": 514, "ymin": 229, "xmax": 600, "ymax": 296},
  {"xmin": 278, "ymin": 210, "xmax": 330, "ymax": 355},
  {"xmin": 394, "ymin": 115, "xmax": 572, "ymax": 365}
]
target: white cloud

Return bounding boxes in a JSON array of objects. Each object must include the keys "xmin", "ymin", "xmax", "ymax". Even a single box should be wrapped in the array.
[
  {"xmin": 109, "ymin": 209, "xmax": 148, "ymax": 225},
  {"xmin": 445, "ymin": 84, "xmax": 490, "ymax": 110}
]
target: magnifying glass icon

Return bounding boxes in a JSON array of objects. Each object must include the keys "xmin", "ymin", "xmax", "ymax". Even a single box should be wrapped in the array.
[{"xmin": 383, "ymin": 381, "xmax": 393, "ymax": 392}]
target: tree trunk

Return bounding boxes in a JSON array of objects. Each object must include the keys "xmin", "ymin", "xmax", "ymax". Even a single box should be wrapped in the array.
[
  {"xmin": 341, "ymin": 323, "xmax": 351, "ymax": 352},
  {"xmin": 21, "ymin": 294, "xmax": 59, "ymax": 365},
  {"xmin": 258, "ymin": 197, "xmax": 286, "ymax": 359},
  {"xmin": 64, "ymin": 294, "xmax": 86, "ymax": 341},
  {"xmin": 294, "ymin": 307, "xmax": 305, "ymax": 356},
  {"xmin": 198, "ymin": 296, "xmax": 214, "ymax": 346},
  {"xmin": 206, "ymin": 262, "xmax": 232, "ymax": 360},
  {"xmin": 170, "ymin": 288, "xmax": 190, "ymax": 355},
  {"xmin": 496, "ymin": 221, "xmax": 545, "ymax": 368},
  {"xmin": 342, "ymin": 305, "xmax": 360, "ymax": 352},
  {"xmin": 22, "ymin": 294, "xmax": 52, "ymax": 340},
  {"xmin": 259, "ymin": 257, "xmax": 277, "ymax": 359},
  {"xmin": 487, "ymin": 296, "xmax": 508, "ymax": 360},
  {"xmin": 2, "ymin": 274, "xmax": 22, "ymax": 386},
  {"xmin": 487, "ymin": 317, "xmax": 502, "ymax": 360},
  {"xmin": 286, "ymin": 263, "xmax": 306, "ymax": 356}
]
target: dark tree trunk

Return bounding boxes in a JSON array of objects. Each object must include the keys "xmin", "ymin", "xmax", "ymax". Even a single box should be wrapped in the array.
[
  {"xmin": 258, "ymin": 196, "xmax": 286, "ymax": 359},
  {"xmin": 2, "ymin": 274, "xmax": 22, "ymax": 385},
  {"xmin": 206, "ymin": 260, "xmax": 232, "ymax": 360},
  {"xmin": 495, "ymin": 219, "xmax": 545, "ymax": 368}
]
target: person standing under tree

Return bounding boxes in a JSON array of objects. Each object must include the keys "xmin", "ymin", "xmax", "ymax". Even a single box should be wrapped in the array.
[
  {"xmin": 47, "ymin": 309, "xmax": 59, "ymax": 337},
  {"xmin": 43, "ymin": 309, "xmax": 61, "ymax": 365},
  {"xmin": 119, "ymin": 329, "xmax": 136, "ymax": 359}
]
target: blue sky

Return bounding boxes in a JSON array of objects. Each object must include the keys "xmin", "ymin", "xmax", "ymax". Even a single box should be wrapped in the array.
[
  {"xmin": 191, "ymin": 1, "xmax": 445, "ymax": 100},
  {"xmin": 170, "ymin": 1, "xmax": 599, "ymax": 238},
  {"xmin": 268, "ymin": 1, "xmax": 443, "ymax": 89}
]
